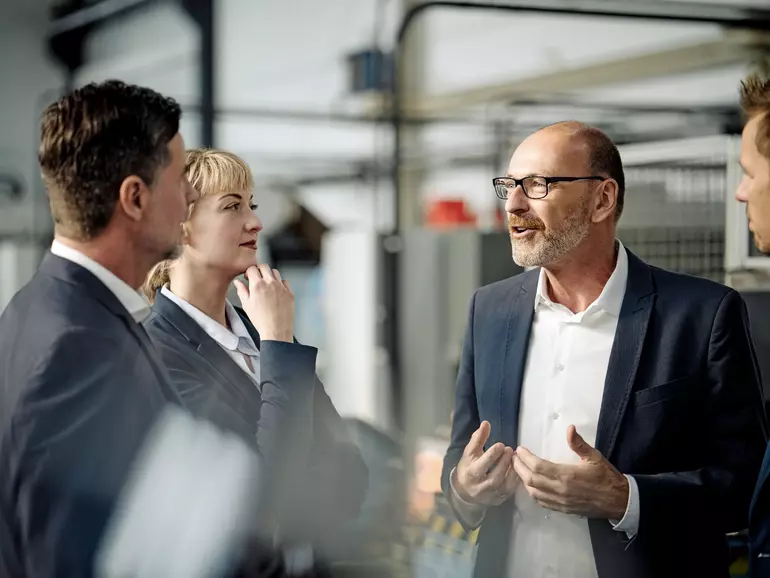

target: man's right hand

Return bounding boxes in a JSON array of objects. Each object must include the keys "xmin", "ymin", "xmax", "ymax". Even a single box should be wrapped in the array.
[
  {"xmin": 453, "ymin": 421, "xmax": 518, "ymax": 507},
  {"xmin": 234, "ymin": 264, "xmax": 295, "ymax": 343}
]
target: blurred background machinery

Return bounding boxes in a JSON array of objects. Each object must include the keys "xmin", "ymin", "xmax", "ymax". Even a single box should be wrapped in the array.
[{"xmin": 3, "ymin": 0, "xmax": 770, "ymax": 576}]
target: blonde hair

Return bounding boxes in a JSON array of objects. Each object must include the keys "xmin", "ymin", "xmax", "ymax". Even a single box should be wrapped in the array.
[{"xmin": 141, "ymin": 148, "xmax": 254, "ymax": 302}]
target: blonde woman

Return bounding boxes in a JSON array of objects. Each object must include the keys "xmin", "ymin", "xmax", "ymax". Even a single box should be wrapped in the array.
[{"xmin": 142, "ymin": 148, "xmax": 368, "ymax": 563}]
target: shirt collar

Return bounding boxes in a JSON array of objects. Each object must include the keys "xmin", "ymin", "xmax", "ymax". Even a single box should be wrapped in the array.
[
  {"xmin": 160, "ymin": 286, "xmax": 257, "ymax": 354},
  {"xmin": 51, "ymin": 240, "xmax": 150, "ymax": 322},
  {"xmin": 534, "ymin": 240, "xmax": 628, "ymax": 317}
]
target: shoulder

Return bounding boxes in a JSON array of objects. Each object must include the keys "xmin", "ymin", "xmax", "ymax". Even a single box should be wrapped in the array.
[
  {"xmin": 473, "ymin": 268, "xmax": 538, "ymax": 305},
  {"xmin": 143, "ymin": 311, "xmax": 194, "ymax": 361},
  {"xmin": 648, "ymin": 265, "xmax": 736, "ymax": 309}
]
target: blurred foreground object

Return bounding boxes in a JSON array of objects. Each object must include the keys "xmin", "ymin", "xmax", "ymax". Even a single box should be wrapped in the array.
[{"xmin": 95, "ymin": 406, "xmax": 261, "ymax": 578}]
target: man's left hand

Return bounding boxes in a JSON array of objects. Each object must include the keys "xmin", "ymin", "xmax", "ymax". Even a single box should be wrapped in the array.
[{"xmin": 513, "ymin": 425, "xmax": 629, "ymax": 520}]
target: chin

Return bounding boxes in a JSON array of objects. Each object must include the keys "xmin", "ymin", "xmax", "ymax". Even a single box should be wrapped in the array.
[{"xmin": 755, "ymin": 232, "xmax": 770, "ymax": 255}]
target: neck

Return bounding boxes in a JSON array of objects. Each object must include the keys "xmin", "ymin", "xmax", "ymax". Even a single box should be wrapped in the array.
[
  {"xmin": 168, "ymin": 258, "xmax": 232, "ymax": 327},
  {"xmin": 55, "ymin": 232, "xmax": 150, "ymax": 290},
  {"xmin": 542, "ymin": 233, "xmax": 617, "ymax": 314}
]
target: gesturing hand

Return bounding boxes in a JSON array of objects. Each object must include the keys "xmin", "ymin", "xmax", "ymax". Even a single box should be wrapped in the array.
[
  {"xmin": 513, "ymin": 425, "xmax": 629, "ymax": 519},
  {"xmin": 454, "ymin": 421, "xmax": 519, "ymax": 507},
  {"xmin": 234, "ymin": 264, "xmax": 294, "ymax": 343}
]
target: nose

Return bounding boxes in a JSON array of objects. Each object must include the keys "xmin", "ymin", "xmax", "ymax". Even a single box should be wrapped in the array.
[
  {"xmin": 505, "ymin": 183, "xmax": 530, "ymax": 215},
  {"xmin": 735, "ymin": 178, "xmax": 748, "ymax": 203},
  {"xmin": 246, "ymin": 210, "xmax": 263, "ymax": 233}
]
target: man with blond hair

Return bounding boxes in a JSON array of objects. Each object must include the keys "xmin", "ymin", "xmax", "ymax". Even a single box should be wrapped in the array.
[{"xmin": 735, "ymin": 72, "xmax": 770, "ymax": 577}]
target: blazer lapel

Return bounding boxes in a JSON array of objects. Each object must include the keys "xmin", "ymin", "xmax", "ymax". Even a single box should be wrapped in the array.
[
  {"xmin": 235, "ymin": 307, "xmax": 261, "ymax": 350},
  {"xmin": 498, "ymin": 271, "xmax": 538, "ymax": 448},
  {"xmin": 594, "ymin": 251, "xmax": 655, "ymax": 459},
  {"xmin": 152, "ymin": 292, "xmax": 262, "ymax": 420}
]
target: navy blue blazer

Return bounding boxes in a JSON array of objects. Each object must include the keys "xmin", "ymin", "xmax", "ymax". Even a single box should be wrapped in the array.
[
  {"xmin": 144, "ymin": 290, "xmax": 369, "ymax": 550},
  {"xmin": 442, "ymin": 250, "xmax": 767, "ymax": 578},
  {"xmin": 0, "ymin": 254, "xmax": 179, "ymax": 578},
  {"xmin": 750, "ymin": 432, "xmax": 770, "ymax": 575}
]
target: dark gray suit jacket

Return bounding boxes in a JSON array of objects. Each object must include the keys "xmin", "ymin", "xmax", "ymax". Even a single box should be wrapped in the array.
[
  {"xmin": 0, "ymin": 253, "xmax": 180, "ymax": 578},
  {"xmin": 144, "ymin": 290, "xmax": 369, "ymax": 551},
  {"xmin": 0, "ymin": 254, "xmax": 310, "ymax": 578},
  {"xmin": 442, "ymin": 250, "xmax": 768, "ymax": 578}
]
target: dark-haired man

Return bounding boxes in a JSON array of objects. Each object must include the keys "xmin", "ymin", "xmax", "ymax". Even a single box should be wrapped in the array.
[
  {"xmin": 0, "ymin": 81, "xmax": 311, "ymax": 578},
  {"xmin": 0, "ymin": 80, "xmax": 197, "ymax": 577},
  {"xmin": 442, "ymin": 121, "xmax": 767, "ymax": 578},
  {"xmin": 735, "ymin": 73, "xmax": 770, "ymax": 577}
]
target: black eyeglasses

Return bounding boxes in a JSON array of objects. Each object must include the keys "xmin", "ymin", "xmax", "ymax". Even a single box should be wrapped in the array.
[{"xmin": 493, "ymin": 176, "xmax": 605, "ymax": 200}]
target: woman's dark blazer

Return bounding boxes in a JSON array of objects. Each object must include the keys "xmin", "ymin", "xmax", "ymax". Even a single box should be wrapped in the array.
[{"xmin": 143, "ymin": 289, "xmax": 369, "ymax": 546}]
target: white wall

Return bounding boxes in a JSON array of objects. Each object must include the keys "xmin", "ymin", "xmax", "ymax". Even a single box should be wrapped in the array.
[{"xmin": 0, "ymin": 3, "xmax": 63, "ymax": 309}]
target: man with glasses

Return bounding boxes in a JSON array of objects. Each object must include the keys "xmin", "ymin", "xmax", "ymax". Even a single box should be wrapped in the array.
[{"xmin": 442, "ymin": 121, "xmax": 767, "ymax": 578}]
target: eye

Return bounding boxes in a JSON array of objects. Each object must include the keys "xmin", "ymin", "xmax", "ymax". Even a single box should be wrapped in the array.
[
  {"xmin": 225, "ymin": 203, "xmax": 240, "ymax": 211},
  {"xmin": 250, "ymin": 204, "xmax": 258, "ymax": 211}
]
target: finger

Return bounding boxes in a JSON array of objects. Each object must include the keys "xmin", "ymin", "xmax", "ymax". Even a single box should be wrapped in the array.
[
  {"xmin": 464, "ymin": 421, "xmax": 491, "ymax": 458},
  {"xmin": 233, "ymin": 279, "xmax": 249, "ymax": 303},
  {"xmin": 257, "ymin": 263, "xmax": 274, "ymax": 280},
  {"xmin": 272, "ymin": 269, "xmax": 282, "ymax": 282},
  {"xmin": 528, "ymin": 487, "xmax": 571, "ymax": 514},
  {"xmin": 567, "ymin": 425, "xmax": 599, "ymax": 463},
  {"xmin": 282, "ymin": 279, "xmax": 293, "ymax": 294},
  {"xmin": 471, "ymin": 442, "xmax": 505, "ymax": 476},
  {"xmin": 502, "ymin": 462, "xmax": 519, "ymax": 495},
  {"xmin": 244, "ymin": 266, "xmax": 261, "ymax": 290},
  {"xmin": 515, "ymin": 447, "xmax": 559, "ymax": 479},
  {"xmin": 513, "ymin": 454, "xmax": 561, "ymax": 495},
  {"xmin": 480, "ymin": 447, "xmax": 513, "ymax": 490}
]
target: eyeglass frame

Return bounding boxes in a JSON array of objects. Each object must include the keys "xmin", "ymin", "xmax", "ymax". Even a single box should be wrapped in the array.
[{"xmin": 492, "ymin": 175, "xmax": 606, "ymax": 200}]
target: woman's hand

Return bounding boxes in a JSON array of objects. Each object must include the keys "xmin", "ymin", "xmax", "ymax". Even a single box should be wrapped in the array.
[{"xmin": 234, "ymin": 264, "xmax": 295, "ymax": 342}]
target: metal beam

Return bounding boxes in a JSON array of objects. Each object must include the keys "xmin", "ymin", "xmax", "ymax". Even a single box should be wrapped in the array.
[
  {"xmin": 403, "ymin": 30, "xmax": 770, "ymax": 117},
  {"xmin": 48, "ymin": 0, "xmax": 158, "ymax": 72},
  {"xmin": 180, "ymin": 0, "xmax": 215, "ymax": 147}
]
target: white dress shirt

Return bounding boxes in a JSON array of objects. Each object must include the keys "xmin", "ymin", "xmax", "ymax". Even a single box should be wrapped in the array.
[
  {"xmin": 160, "ymin": 286, "xmax": 261, "ymax": 386},
  {"xmin": 452, "ymin": 241, "xmax": 639, "ymax": 578},
  {"xmin": 50, "ymin": 240, "xmax": 150, "ymax": 323}
]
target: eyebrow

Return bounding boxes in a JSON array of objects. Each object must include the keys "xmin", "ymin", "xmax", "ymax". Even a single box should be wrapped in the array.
[{"xmin": 219, "ymin": 193, "xmax": 243, "ymax": 201}]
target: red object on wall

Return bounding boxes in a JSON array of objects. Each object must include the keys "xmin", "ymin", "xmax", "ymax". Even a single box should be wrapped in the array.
[{"xmin": 424, "ymin": 199, "xmax": 477, "ymax": 228}]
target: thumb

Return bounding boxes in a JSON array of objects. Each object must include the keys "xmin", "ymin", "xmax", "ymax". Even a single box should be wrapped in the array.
[
  {"xmin": 233, "ymin": 278, "xmax": 249, "ymax": 304},
  {"xmin": 466, "ymin": 421, "xmax": 491, "ymax": 457},
  {"xmin": 567, "ymin": 425, "xmax": 597, "ymax": 462}
]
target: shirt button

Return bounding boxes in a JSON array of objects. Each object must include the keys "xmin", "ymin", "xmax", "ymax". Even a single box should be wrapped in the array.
[
  {"xmin": 551, "ymin": 412, "xmax": 559, "ymax": 421},
  {"xmin": 556, "ymin": 363, "xmax": 565, "ymax": 371}
]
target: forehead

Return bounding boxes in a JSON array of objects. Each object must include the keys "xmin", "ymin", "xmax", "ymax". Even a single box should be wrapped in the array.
[
  {"xmin": 507, "ymin": 129, "xmax": 590, "ymax": 177},
  {"xmin": 741, "ymin": 115, "xmax": 763, "ymax": 160},
  {"xmin": 167, "ymin": 133, "xmax": 185, "ymax": 164}
]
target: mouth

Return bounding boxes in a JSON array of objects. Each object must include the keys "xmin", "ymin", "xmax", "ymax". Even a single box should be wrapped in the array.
[
  {"xmin": 510, "ymin": 227, "xmax": 540, "ymax": 239},
  {"xmin": 240, "ymin": 240, "xmax": 257, "ymax": 250}
]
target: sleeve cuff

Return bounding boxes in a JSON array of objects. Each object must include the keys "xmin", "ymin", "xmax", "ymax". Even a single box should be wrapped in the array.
[
  {"xmin": 448, "ymin": 467, "xmax": 486, "ymax": 528},
  {"xmin": 610, "ymin": 474, "xmax": 640, "ymax": 538}
]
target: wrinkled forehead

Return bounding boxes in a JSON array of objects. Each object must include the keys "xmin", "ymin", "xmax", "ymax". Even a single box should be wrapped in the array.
[{"xmin": 507, "ymin": 130, "xmax": 591, "ymax": 178}]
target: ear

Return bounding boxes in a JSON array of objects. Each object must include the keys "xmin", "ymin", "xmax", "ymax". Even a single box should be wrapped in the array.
[
  {"xmin": 180, "ymin": 221, "xmax": 192, "ymax": 246},
  {"xmin": 591, "ymin": 179, "xmax": 618, "ymax": 224},
  {"xmin": 118, "ymin": 175, "xmax": 150, "ymax": 222}
]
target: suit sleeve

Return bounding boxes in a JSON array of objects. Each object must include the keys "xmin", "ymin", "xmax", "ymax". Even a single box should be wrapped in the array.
[
  {"xmin": 441, "ymin": 291, "xmax": 485, "ymax": 529},
  {"xmin": 13, "ymin": 328, "xmax": 161, "ymax": 578},
  {"xmin": 303, "ymin": 380, "xmax": 369, "ymax": 530},
  {"xmin": 633, "ymin": 290, "xmax": 768, "ymax": 534}
]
